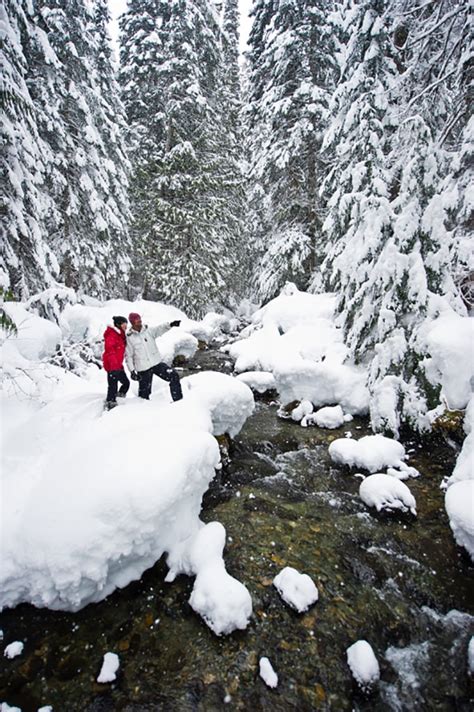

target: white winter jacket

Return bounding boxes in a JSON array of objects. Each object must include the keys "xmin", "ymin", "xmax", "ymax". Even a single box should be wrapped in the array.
[{"xmin": 125, "ymin": 323, "xmax": 170, "ymax": 372}]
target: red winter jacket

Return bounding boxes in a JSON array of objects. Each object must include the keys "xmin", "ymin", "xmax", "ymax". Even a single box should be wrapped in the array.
[{"xmin": 102, "ymin": 326, "xmax": 126, "ymax": 372}]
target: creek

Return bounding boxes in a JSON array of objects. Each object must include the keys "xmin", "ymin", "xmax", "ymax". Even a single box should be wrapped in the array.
[{"xmin": 1, "ymin": 347, "xmax": 473, "ymax": 711}]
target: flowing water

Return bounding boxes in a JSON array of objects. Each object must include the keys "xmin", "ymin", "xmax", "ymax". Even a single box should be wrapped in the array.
[{"xmin": 1, "ymin": 348, "xmax": 473, "ymax": 711}]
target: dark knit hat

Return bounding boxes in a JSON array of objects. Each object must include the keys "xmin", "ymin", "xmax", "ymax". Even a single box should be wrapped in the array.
[
  {"xmin": 128, "ymin": 312, "xmax": 141, "ymax": 324},
  {"xmin": 113, "ymin": 316, "xmax": 128, "ymax": 327}
]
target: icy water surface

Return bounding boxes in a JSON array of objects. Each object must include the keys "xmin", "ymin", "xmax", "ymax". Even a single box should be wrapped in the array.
[{"xmin": 1, "ymin": 350, "xmax": 473, "ymax": 711}]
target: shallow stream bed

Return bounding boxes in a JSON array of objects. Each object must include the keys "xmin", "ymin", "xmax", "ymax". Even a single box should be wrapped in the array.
[{"xmin": 1, "ymin": 349, "xmax": 473, "ymax": 711}]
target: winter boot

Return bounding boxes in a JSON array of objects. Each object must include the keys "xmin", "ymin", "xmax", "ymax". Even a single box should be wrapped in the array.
[
  {"xmin": 117, "ymin": 391, "xmax": 127, "ymax": 399},
  {"xmin": 105, "ymin": 400, "xmax": 118, "ymax": 411}
]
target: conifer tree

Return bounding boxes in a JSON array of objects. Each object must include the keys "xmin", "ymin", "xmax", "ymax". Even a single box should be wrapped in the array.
[
  {"xmin": 245, "ymin": 0, "xmax": 337, "ymax": 301},
  {"xmin": 120, "ymin": 0, "xmax": 248, "ymax": 315}
]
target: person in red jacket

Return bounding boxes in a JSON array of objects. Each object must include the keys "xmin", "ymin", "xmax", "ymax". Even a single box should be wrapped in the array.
[{"xmin": 102, "ymin": 316, "xmax": 130, "ymax": 410}]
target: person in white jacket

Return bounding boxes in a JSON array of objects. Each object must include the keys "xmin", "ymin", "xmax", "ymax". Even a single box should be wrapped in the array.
[{"xmin": 125, "ymin": 312, "xmax": 183, "ymax": 401}]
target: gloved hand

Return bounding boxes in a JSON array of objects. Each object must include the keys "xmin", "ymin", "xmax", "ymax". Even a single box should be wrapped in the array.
[
  {"xmin": 130, "ymin": 370, "xmax": 139, "ymax": 381},
  {"xmin": 170, "ymin": 320, "xmax": 181, "ymax": 328}
]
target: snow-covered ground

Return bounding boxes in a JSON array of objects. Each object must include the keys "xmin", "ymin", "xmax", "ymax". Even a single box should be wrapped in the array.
[{"xmin": 1, "ymin": 296, "xmax": 253, "ymax": 636}]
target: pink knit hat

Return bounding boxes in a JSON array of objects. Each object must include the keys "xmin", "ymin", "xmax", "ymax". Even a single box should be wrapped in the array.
[{"xmin": 128, "ymin": 312, "xmax": 141, "ymax": 324}]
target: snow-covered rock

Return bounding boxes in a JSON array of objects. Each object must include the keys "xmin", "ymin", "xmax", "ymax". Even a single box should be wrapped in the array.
[
  {"xmin": 291, "ymin": 399, "xmax": 313, "ymax": 422},
  {"xmin": 329, "ymin": 434, "xmax": 418, "ymax": 477},
  {"xmin": 97, "ymin": 652, "xmax": 120, "ymax": 683},
  {"xmin": 346, "ymin": 640, "xmax": 380, "ymax": 692},
  {"xmin": 183, "ymin": 371, "xmax": 254, "ymax": 437},
  {"xmin": 274, "ymin": 359, "xmax": 369, "ymax": 416},
  {"xmin": 445, "ymin": 480, "xmax": 474, "ymax": 561},
  {"xmin": 259, "ymin": 657, "xmax": 278, "ymax": 688},
  {"xmin": 306, "ymin": 405, "xmax": 345, "ymax": 429},
  {"xmin": 1, "ymin": 703, "xmax": 21, "ymax": 712},
  {"xmin": 273, "ymin": 566, "xmax": 319, "ymax": 612},
  {"xmin": 4, "ymin": 641, "xmax": 24, "ymax": 659},
  {"xmin": 157, "ymin": 327, "xmax": 198, "ymax": 365},
  {"xmin": 186, "ymin": 523, "xmax": 252, "ymax": 635},
  {"xmin": 468, "ymin": 636, "xmax": 474, "ymax": 675},
  {"xmin": 235, "ymin": 371, "xmax": 276, "ymax": 394},
  {"xmin": 359, "ymin": 474, "xmax": 417, "ymax": 515}
]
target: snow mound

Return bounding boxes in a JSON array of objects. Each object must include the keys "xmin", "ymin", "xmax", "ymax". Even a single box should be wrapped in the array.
[
  {"xmin": 329, "ymin": 434, "xmax": 418, "ymax": 476},
  {"xmin": 425, "ymin": 313, "xmax": 474, "ymax": 410},
  {"xmin": 157, "ymin": 328, "xmax": 198, "ymax": 365},
  {"xmin": 252, "ymin": 287, "xmax": 337, "ymax": 331},
  {"xmin": 445, "ymin": 480, "xmax": 474, "ymax": 561},
  {"xmin": 4, "ymin": 642, "xmax": 24, "ymax": 659},
  {"xmin": 259, "ymin": 656, "xmax": 278, "ymax": 688},
  {"xmin": 97, "ymin": 652, "xmax": 120, "ymax": 683},
  {"xmin": 183, "ymin": 371, "xmax": 254, "ymax": 437},
  {"xmin": 187, "ymin": 523, "xmax": 252, "ymax": 635},
  {"xmin": 3, "ymin": 303, "xmax": 61, "ymax": 360},
  {"xmin": 273, "ymin": 566, "xmax": 319, "ymax": 612},
  {"xmin": 359, "ymin": 474, "xmax": 417, "ymax": 515},
  {"xmin": 469, "ymin": 636, "xmax": 474, "ymax": 675},
  {"xmin": 291, "ymin": 399, "xmax": 313, "ymax": 422},
  {"xmin": 235, "ymin": 371, "xmax": 276, "ymax": 393},
  {"xmin": 346, "ymin": 640, "xmax": 380, "ymax": 691}
]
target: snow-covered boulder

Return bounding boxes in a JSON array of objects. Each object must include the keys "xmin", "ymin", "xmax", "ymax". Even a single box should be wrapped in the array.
[
  {"xmin": 235, "ymin": 371, "xmax": 276, "ymax": 394},
  {"xmin": 346, "ymin": 640, "xmax": 380, "ymax": 692},
  {"xmin": 273, "ymin": 566, "xmax": 318, "ymax": 613},
  {"xmin": 291, "ymin": 399, "xmax": 313, "ymax": 422},
  {"xmin": 183, "ymin": 371, "xmax": 254, "ymax": 437},
  {"xmin": 468, "ymin": 636, "xmax": 474, "ymax": 675},
  {"xmin": 359, "ymin": 474, "xmax": 417, "ymax": 515},
  {"xmin": 329, "ymin": 434, "xmax": 418, "ymax": 477},
  {"xmin": 274, "ymin": 359, "xmax": 369, "ymax": 416},
  {"xmin": 157, "ymin": 328, "xmax": 198, "ymax": 365},
  {"xmin": 259, "ymin": 657, "xmax": 278, "ymax": 688},
  {"xmin": 187, "ymin": 523, "xmax": 252, "ymax": 636},
  {"xmin": 305, "ymin": 405, "xmax": 346, "ymax": 429},
  {"xmin": 445, "ymin": 480, "xmax": 474, "ymax": 561},
  {"xmin": 97, "ymin": 652, "xmax": 120, "ymax": 683}
]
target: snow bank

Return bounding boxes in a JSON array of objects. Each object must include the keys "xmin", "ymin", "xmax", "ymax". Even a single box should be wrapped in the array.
[
  {"xmin": 235, "ymin": 371, "xmax": 276, "ymax": 394},
  {"xmin": 359, "ymin": 474, "xmax": 417, "ymax": 515},
  {"xmin": 259, "ymin": 657, "xmax": 278, "ymax": 688},
  {"xmin": 273, "ymin": 566, "xmax": 319, "ymax": 612},
  {"xmin": 445, "ymin": 480, "xmax": 474, "ymax": 561},
  {"xmin": 425, "ymin": 313, "xmax": 474, "ymax": 410},
  {"xmin": 346, "ymin": 640, "xmax": 380, "ymax": 691},
  {"xmin": 183, "ymin": 371, "xmax": 254, "ymax": 437},
  {"xmin": 97, "ymin": 652, "xmax": 120, "ymax": 683},
  {"xmin": 329, "ymin": 434, "xmax": 418, "ymax": 477}
]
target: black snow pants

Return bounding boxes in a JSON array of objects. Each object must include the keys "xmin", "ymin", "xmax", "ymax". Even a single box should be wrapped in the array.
[
  {"xmin": 106, "ymin": 369, "xmax": 130, "ymax": 402},
  {"xmin": 138, "ymin": 362, "xmax": 183, "ymax": 402}
]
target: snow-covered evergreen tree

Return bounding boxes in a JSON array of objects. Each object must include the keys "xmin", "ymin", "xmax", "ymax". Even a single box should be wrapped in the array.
[
  {"xmin": 120, "ymin": 0, "xmax": 248, "ymax": 316},
  {"xmin": 245, "ymin": 0, "xmax": 337, "ymax": 301},
  {"xmin": 320, "ymin": 0, "xmax": 471, "ymax": 433},
  {"xmin": 1, "ymin": 0, "xmax": 131, "ymax": 298},
  {"xmin": 1, "ymin": 0, "xmax": 59, "ymax": 297}
]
